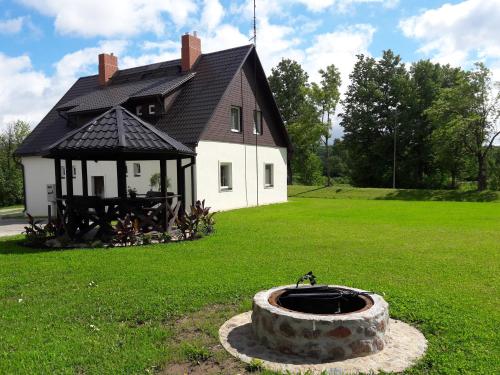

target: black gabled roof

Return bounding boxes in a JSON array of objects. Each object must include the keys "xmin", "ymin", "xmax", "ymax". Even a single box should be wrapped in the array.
[
  {"xmin": 58, "ymin": 72, "xmax": 195, "ymax": 113},
  {"xmin": 16, "ymin": 43, "xmax": 287, "ymax": 156},
  {"xmin": 44, "ymin": 106, "xmax": 194, "ymax": 160},
  {"xmin": 156, "ymin": 45, "xmax": 253, "ymax": 144}
]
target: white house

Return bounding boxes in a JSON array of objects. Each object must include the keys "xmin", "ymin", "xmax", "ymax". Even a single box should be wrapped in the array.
[{"xmin": 15, "ymin": 33, "xmax": 291, "ymax": 216}]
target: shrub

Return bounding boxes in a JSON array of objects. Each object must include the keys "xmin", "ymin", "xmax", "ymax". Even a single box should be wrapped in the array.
[
  {"xmin": 176, "ymin": 200, "xmax": 216, "ymax": 240},
  {"xmin": 23, "ymin": 213, "xmax": 61, "ymax": 246},
  {"xmin": 112, "ymin": 215, "xmax": 141, "ymax": 246}
]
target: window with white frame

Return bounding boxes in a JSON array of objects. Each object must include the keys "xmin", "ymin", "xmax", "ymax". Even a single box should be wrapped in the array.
[
  {"xmin": 264, "ymin": 163, "xmax": 274, "ymax": 188},
  {"xmin": 136, "ymin": 105, "xmax": 142, "ymax": 116},
  {"xmin": 230, "ymin": 106, "xmax": 241, "ymax": 132},
  {"xmin": 219, "ymin": 162, "xmax": 233, "ymax": 191},
  {"xmin": 72, "ymin": 166, "xmax": 77, "ymax": 179},
  {"xmin": 253, "ymin": 110, "xmax": 262, "ymax": 135},
  {"xmin": 61, "ymin": 165, "xmax": 66, "ymax": 179},
  {"xmin": 133, "ymin": 163, "xmax": 141, "ymax": 177},
  {"xmin": 149, "ymin": 104, "xmax": 155, "ymax": 115}
]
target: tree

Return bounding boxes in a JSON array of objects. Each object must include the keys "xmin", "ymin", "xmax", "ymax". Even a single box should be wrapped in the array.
[
  {"xmin": 268, "ymin": 58, "xmax": 309, "ymax": 125},
  {"xmin": 427, "ymin": 64, "xmax": 500, "ymax": 190},
  {"xmin": 340, "ymin": 51, "xmax": 411, "ymax": 187},
  {"xmin": 310, "ymin": 65, "xmax": 341, "ymax": 185},
  {"xmin": 287, "ymin": 97, "xmax": 324, "ymax": 185},
  {"xmin": 269, "ymin": 59, "xmax": 324, "ymax": 185},
  {"xmin": 0, "ymin": 120, "xmax": 31, "ymax": 206},
  {"xmin": 406, "ymin": 61, "xmax": 462, "ymax": 187}
]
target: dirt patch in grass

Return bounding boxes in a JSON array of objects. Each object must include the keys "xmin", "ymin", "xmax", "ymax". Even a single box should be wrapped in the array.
[{"xmin": 159, "ymin": 303, "xmax": 258, "ymax": 375}]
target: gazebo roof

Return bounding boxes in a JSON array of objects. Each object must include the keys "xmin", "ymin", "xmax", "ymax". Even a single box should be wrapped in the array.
[{"xmin": 43, "ymin": 106, "xmax": 195, "ymax": 160}]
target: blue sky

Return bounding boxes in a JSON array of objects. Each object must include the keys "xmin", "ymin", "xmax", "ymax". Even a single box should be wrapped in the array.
[{"xmin": 0, "ymin": 0, "xmax": 498, "ymax": 136}]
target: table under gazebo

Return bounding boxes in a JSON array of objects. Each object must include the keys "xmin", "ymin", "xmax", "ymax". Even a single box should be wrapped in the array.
[{"xmin": 42, "ymin": 106, "xmax": 196, "ymax": 240}]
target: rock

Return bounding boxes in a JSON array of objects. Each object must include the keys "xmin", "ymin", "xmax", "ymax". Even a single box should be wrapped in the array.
[
  {"xmin": 365, "ymin": 326, "xmax": 377, "ymax": 337},
  {"xmin": 350, "ymin": 340, "xmax": 373, "ymax": 355},
  {"xmin": 45, "ymin": 238, "xmax": 61, "ymax": 248},
  {"xmin": 81, "ymin": 226, "xmax": 99, "ymax": 241},
  {"xmin": 279, "ymin": 321, "xmax": 296, "ymax": 338},
  {"xmin": 329, "ymin": 346, "xmax": 346, "ymax": 360},
  {"xmin": 327, "ymin": 326, "xmax": 352, "ymax": 338}
]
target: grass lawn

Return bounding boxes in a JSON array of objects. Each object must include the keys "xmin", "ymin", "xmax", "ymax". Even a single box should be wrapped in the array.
[
  {"xmin": 1, "ymin": 198, "xmax": 499, "ymax": 374},
  {"xmin": 288, "ymin": 184, "xmax": 500, "ymax": 202},
  {"xmin": 0, "ymin": 205, "xmax": 24, "ymax": 219}
]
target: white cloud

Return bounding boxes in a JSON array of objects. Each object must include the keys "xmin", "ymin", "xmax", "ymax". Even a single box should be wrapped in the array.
[
  {"xmin": 19, "ymin": 0, "xmax": 197, "ymax": 37},
  {"xmin": 201, "ymin": 0, "xmax": 225, "ymax": 30},
  {"xmin": 0, "ymin": 17, "xmax": 25, "ymax": 34},
  {"xmin": 303, "ymin": 24, "xmax": 376, "ymax": 85},
  {"xmin": 399, "ymin": 0, "xmax": 500, "ymax": 66},
  {"xmin": 294, "ymin": 0, "xmax": 399, "ymax": 13},
  {"xmin": 0, "ymin": 40, "xmax": 127, "ymax": 129},
  {"xmin": 302, "ymin": 24, "xmax": 376, "ymax": 138}
]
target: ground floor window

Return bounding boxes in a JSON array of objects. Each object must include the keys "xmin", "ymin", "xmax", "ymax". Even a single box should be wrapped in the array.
[
  {"xmin": 264, "ymin": 163, "xmax": 274, "ymax": 188},
  {"xmin": 133, "ymin": 162, "xmax": 141, "ymax": 177},
  {"xmin": 219, "ymin": 162, "xmax": 233, "ymax": 191}
]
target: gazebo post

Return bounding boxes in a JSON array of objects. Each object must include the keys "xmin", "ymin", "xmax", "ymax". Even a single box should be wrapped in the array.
[
  {"xmin": 116, "ymin": 160, "xmax": 127, "ymax": 198},
  {"xmin": 65, "ymin": 159, "xmax": 73, "ymax": 197},
  {"xmin": 81, "ymin": 160, "xmax": 88, "ymax": 197},
  {"xmin": 190, "ymin": 156, "xmax": 196, "ymax": 206},
  {"xmin": 177, "ymin": 158, "xmax": 185, "ymax": 209},
  {"xmin": 54, "ymin": 158, "xmax": 62, "ymax": 218},
  {"xmin": 160, "ymin": 159, "xmax": 167, "ymax": 196}
]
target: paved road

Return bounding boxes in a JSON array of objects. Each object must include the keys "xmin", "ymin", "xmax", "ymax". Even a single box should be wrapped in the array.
[{"xmin": 0, "ymin": 219, "xmax": 28, "ymax": 237}]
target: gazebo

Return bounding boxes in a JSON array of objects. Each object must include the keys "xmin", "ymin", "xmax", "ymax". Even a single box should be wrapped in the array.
[{"xmin": 42, "ymin": 106, "xmax": 196, "ymax": 240}]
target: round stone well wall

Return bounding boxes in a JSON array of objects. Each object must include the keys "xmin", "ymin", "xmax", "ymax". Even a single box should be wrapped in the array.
[{"xmin": 251, "ymin": 285, "xmax": 389, "ymax": 362}]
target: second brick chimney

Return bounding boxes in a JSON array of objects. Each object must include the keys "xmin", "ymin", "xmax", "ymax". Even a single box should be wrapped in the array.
[
  {"xmin": 98, "ymin": 53, "xmax": 118, "ymax": 86},
  {"xmin": 181, "ymin": 32, "xmax": 201, "ymax": 72}
]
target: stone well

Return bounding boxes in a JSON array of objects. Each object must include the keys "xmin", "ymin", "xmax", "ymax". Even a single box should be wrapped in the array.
[{"xmin": 251, "ymin": 285, "xmax": 389, "ymax": 362}]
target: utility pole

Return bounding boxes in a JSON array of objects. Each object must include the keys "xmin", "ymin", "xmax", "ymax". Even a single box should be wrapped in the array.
[{"xmin": 392, "ymin": 110, "xmax": 397, "ymax": 189}]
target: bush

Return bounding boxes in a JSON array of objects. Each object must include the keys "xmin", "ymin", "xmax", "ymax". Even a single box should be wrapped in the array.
[
  {"xmin": 176, "ymin": 200, "xmax": 216, "ymax": 240},
  {"xmin": 23, "ymin": 213, "xmax": 59, "ymax": 246}
]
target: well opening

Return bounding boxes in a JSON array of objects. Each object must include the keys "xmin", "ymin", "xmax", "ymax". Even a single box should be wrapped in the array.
[{"xmin": 269, "ymin": 286, "xmax": 373, "ymax": 315}]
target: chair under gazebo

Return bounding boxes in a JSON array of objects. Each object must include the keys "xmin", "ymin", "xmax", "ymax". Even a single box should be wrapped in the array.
[{"xmin": 42, "ymin": 106, "xmax": 196, "ymax": 240}]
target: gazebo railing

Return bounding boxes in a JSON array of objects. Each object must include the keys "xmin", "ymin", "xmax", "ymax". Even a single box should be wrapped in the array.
[{"xmin": 56, "ymin": 195, "xmax": 182, "ymax": 240}]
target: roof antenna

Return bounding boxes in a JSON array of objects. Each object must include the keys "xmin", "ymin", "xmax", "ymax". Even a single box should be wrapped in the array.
[{"xmin": 250, "ymin": 0, "xmax": 256, "ymax": 47}]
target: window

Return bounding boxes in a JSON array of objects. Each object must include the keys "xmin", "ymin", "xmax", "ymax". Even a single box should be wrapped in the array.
[
  {"xmin": 230, "ymin": 106, "xmax": 241, "ymax": 132},
  {"xmin": 133, "ymin": 163, "xmax": 141, "ymax": 177},
  {"xmin": 136, "ymin": 105, "xmax": 142, "ymax": 116},
  {"xmin": 264, "ymin": 163, "xmax": 274, "ymax": 188},
  {"xmin": 72, "ymin": 166, "xmax": 77, "ymax": 179},
  {"xmin": 149, "ymin": 104, "xmax": 155, "ymax": 115},
  {"xmin": 219, "ymin": 162, "xmax": 232, "ymax": 191},
  {"xmin": 61, "ymin": 165, "xmax": 66, "ymax": 179},
  {"xmin": 253, "ymin": 110, "xmax": 262, "ymax": 135}
]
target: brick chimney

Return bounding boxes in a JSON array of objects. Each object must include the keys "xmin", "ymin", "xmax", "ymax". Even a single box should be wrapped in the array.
[
  {"xmin": 181, "ymin": 32, "xmax": 201, "ymax": 72},
  {"xmin": 98, "ymin": 53, "xmax": 118, "ymax": 86}
]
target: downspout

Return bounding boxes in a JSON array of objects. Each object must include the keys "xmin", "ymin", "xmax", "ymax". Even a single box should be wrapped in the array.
[
  {"xmin": 241, "ymin": 69, "xmax": 249, "ymax": 207},
  {"xmin": 254, "ymin": 49, "xmax": 259, "ymax": 206}
]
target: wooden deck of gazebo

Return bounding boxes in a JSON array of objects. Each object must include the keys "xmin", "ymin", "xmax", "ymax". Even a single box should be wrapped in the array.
[{"xmin": 42, "ymin": 106, "xmax": 196, "ymax": 240}]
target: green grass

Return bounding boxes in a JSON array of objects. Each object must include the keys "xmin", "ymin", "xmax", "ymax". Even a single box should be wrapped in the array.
[
  {"xmin": 0, "ymin": 204, "xmax": 24, "ymax": 218},
  {"xmin": 288, "ymin": 184, "xmax": 500, "ymax": 202},
  {"xmin": 1, "ymin": 198, "xmax": 499, "ymax": 374}
]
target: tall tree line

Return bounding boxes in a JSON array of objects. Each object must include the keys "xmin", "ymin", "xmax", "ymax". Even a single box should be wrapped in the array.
[
  {"xmin": 269, "ymin": 51, "xmax": 500, "ymax": 190},
  {"xmin": 268, "ymin": 59, "xmax": 341, "ymax": 185},
  {"xmin": 0, "ymin": 120, "xmax": 30, "ymax": 206}
]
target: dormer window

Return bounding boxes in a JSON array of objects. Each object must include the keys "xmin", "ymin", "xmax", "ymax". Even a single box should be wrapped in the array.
[
  {"xmin": 136, "ymin": 105, "xmax": 142, "ymax": 116},
  {"xmin": 149, "ymin": 104, "xmax": 155, "ymax": 115}
]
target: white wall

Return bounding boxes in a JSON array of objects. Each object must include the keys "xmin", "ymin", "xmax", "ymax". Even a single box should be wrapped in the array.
[
  {"xmin": 195, "ymin": 140, "xmax": 287, "ymax": 211},
  {"xmin": 21, "ymin": 141, "xmax": 286, "ymax": 216},
  {"xmin": 21, "ymin": 157, "xmax": 192, "ymax": 216}
]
